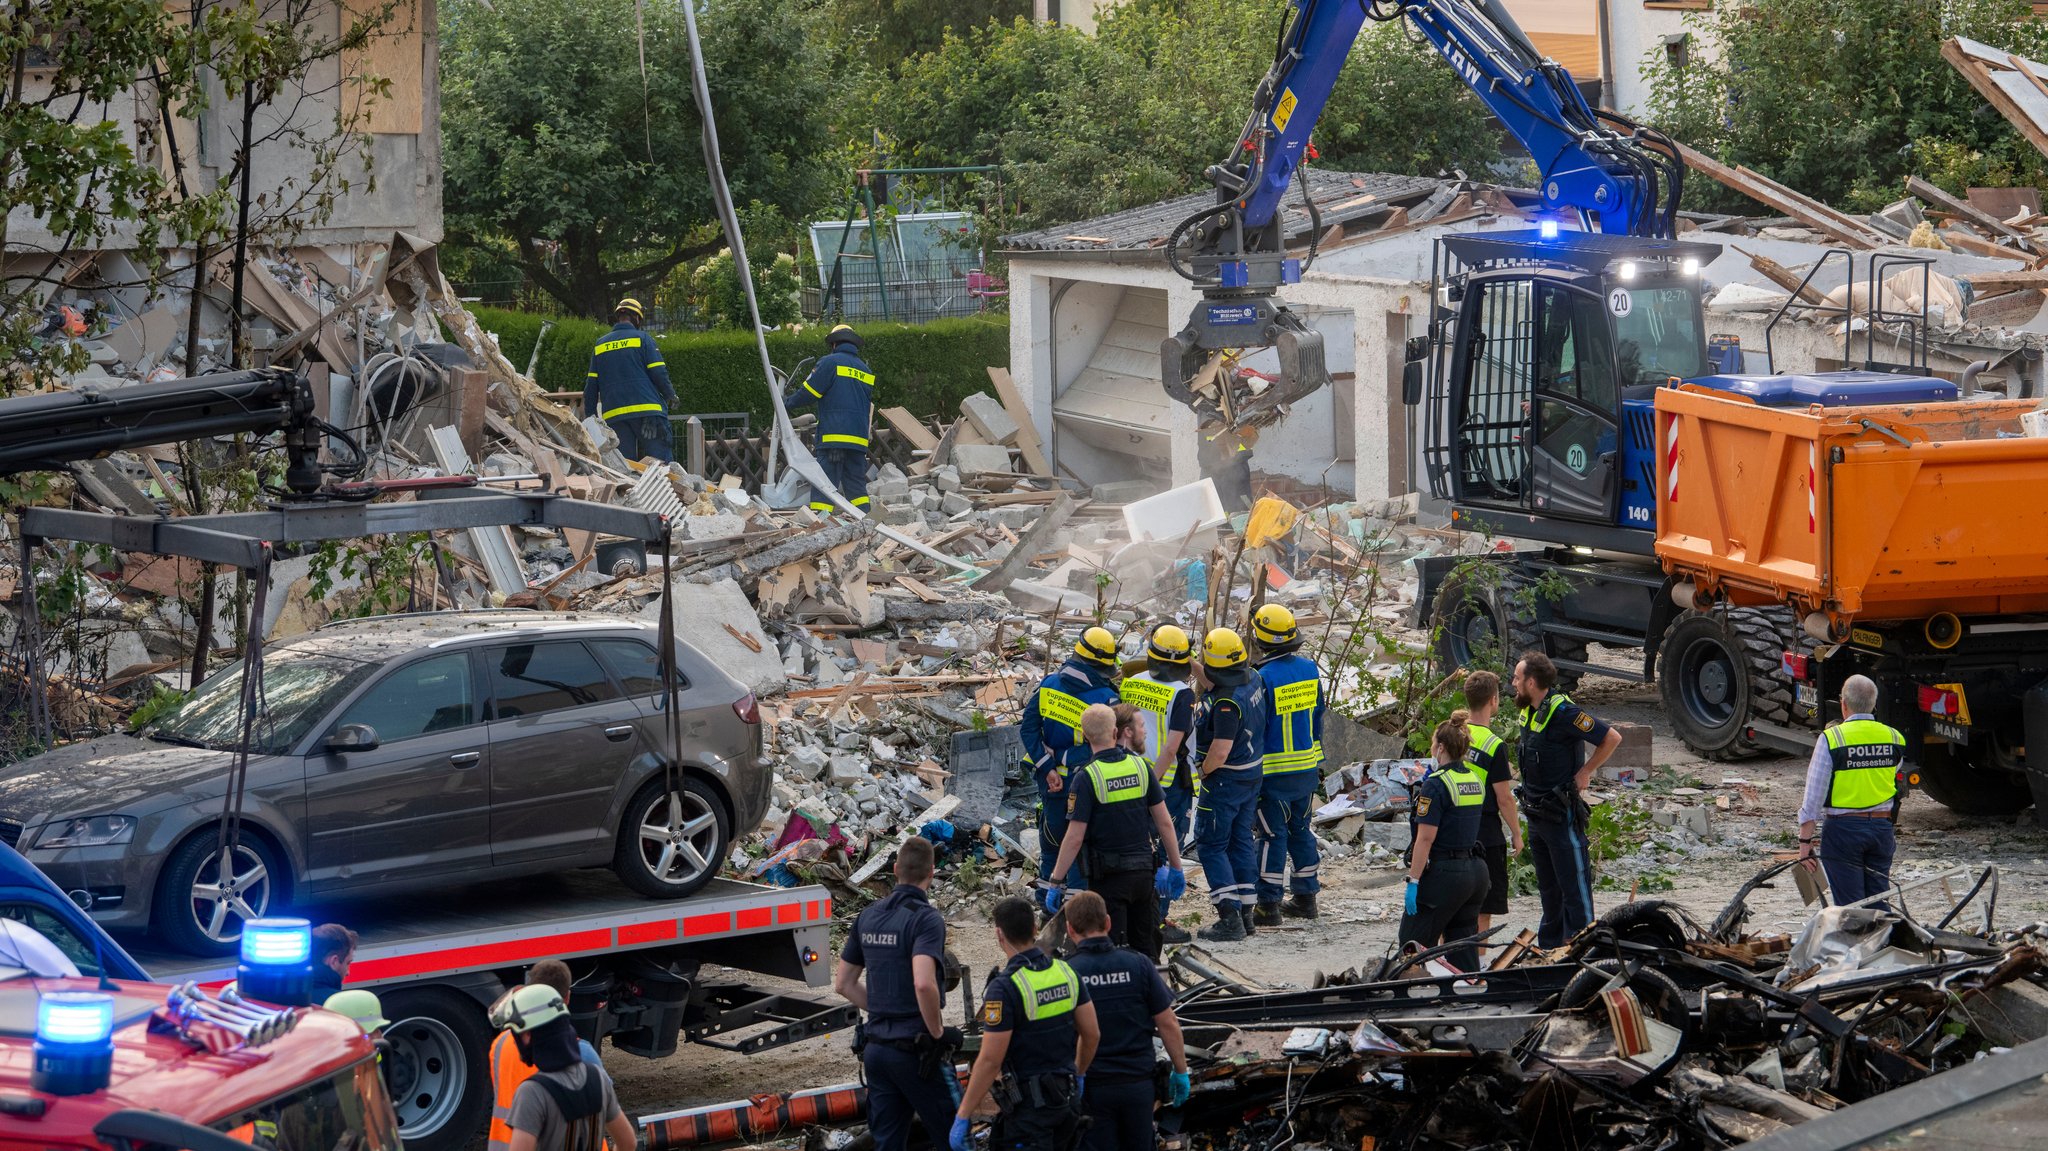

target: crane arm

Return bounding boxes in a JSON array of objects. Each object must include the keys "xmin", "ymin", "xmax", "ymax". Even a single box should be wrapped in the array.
[{"xmin": 1163, "ymin": 0, "xmax": 1684, "ymax": 415}]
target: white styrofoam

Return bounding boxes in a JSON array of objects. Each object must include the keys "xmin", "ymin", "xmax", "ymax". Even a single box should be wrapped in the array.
[{"xmin": 1122, "ymin": 477, "xmax": 1225, "ymax": 542}]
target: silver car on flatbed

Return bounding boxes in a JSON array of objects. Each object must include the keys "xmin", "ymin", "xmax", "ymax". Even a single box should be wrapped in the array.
[{"xmin": 0, "ymin": 611, "xmax": 768, "ymax": 954}]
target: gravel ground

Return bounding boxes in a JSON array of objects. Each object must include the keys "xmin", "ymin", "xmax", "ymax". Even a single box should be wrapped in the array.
[{"xmin": 598, "ymin": 665, "xmax": 2048, "ymax": 1133}]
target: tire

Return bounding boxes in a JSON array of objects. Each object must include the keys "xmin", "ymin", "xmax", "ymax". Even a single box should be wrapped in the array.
[
  {"xmin": 1501, "ymin": 571, "xmax": 1587, "ymax": 692},
  {"xmin": 614, "ymin": 775, "xmax": 730, "ymax": 899},
  {"xmin": 154, "ymin": 832, "xmax": 289, "ymax": 957},
  {"xmin": 1657, "ymin": 608, "xmax": 1798, "ymax": 760},
  {"xmin": 1430, "ymin": 563, "xmax": 1513, "ymax": 674},
  {"xmin": 380, "ymin": 988, "xmax": 494, "ymax": 1151},
  {"xmin": 1915, "ymin": 741, "xmax": 2032, "ymax": 816}
]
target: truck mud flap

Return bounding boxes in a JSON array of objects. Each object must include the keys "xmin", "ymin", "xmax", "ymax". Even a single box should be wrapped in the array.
[{"xmin": 685, "ymin": 982, "xmax": 859, "ymax": 1054}]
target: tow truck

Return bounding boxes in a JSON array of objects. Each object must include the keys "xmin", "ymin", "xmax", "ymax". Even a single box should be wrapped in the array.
[
  {"xmin": 1153, "ymin": 0, "xmax": 2048, "ymax": 811},
  {"xmin": 0, "ymin": 368, "xmax": 855, "ymax": 1151}
]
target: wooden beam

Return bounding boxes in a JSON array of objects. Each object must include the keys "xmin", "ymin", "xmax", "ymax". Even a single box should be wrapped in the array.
[
  {"xmin": 1675, "ymin": 142, "xmax": 1886, "ymax": 248},
  {"xmin": 1960, "ymin": 269, "xmax": 2048, "ymax": 290},
  {"xmin": 879, "ymin": 406, "xmax": 937, "ymax": 452},
  {"xmin": 1943, "ymin": 38, "xmax": 2048, "ymax": 161},
  {"xmin": 1731, "ymin": 247, "xmax": 1833, "ymax": 307},
  {"xmin": 1906, "ymin": 175, "xmax": 2039, "ymax": 254},
  {"xmin": 986, "ymin": 366, "xmax": 1053, "ymax": 477}
]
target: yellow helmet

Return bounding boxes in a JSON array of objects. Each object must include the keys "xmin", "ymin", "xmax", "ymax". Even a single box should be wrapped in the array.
[
  {"xmin": 615, "ymin": 297, "xmax": 646, "ymax": 320},
  {"xmin": 1147, "ymin": 624, "xmax": 1192, "ymax": 664},
  {"xmin": 1073, "ymin": 626, "xmax": 1119, "ymax": 668},
  {"xmin": 487, "ymin": 983, "xmax": 567, "ymax": 1034},
  {"xmin": 1253, "ymin": 603, "xmax": 1299, "ymax": 646},
  {"xmin": 1203, "ymin": 628, "xmax": 1248, "ymax": 669}
]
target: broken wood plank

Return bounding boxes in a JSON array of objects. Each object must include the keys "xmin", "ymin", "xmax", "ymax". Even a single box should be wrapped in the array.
[
  {"xmin": 986, "ymin": 366, "xmax": 1052, "ymax": 477},
  {"xmin": 1906, "ymin": 175, "xmax": 2039, "ymax": 253},
  {"xmin": 1676, "ymin": 142, "xmax": 1886, "ymax": 248},
  {"xmin": 821, "ymin": 670, "xmax": 871, "ymax": 720},
  {"xmin": 722, "ymin": 622, "xmax": 764, "ymax": 653},
  {"xmin": 974, "ymin": 493, "xmax": 1077, "ymax": 594},
  {"xmin": 1945, "ymin": 38, "xmax": 2048, "ymax": 162},
  {"xmin": 879, "ymin": 406, "xmax": 938, "ymax": 452},
  {"xmin": 893, "ymin": 575, "xmax": 944, "ymax": 603},
  {"xmin": 1941, "ymin": 228, "xmax": 2015, "ymax": 260},
  {"xmin": 1731, "ymin": 247, "xmax": 1834, "ymax": 307},
  {"xmin": 1960, "ymin": 269, "xmax": 2048, "ymax": 290}
]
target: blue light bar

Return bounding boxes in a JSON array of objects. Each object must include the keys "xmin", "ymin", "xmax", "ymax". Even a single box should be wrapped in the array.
[
  {"xmin": 241, "ymin": 918, "xmax": 312, "ymax": 967},
  {"xmin": 1539, "ymin": 219, "xmax": 1559, "ymax": 239},
  {"xmin": 38, "ymin": 992, "xmax": 114, "ymax": 1048}
]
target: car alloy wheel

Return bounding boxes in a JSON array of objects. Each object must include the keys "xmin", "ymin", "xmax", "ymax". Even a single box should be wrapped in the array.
[
  {"xmin": 188, "ymin": 842, "xmax": 274, "ymax": 944},
  {"xmin": 638, "ymin": 788, "xmax": 720, "ymax": 886}
]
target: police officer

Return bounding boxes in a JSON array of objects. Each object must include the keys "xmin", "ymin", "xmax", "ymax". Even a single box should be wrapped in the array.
[
  {"xmin": 1796, "ymin": 675, "xmax": 1906, "ymax": 906},
  {"xmin": 1045, "ymin": 705, "xmax": 1186, "ymax": 961},
  {"xmin": 1120, "ymin": 625, "xmax": 1198, "ymax": 944},
  {"xmin": 582, "ymin": 298, "xmax": 675, "ymax": 464},
  {"xmin": 1512, "ymin": 651, "xmax": 1622, "ymax": 948},
  {"xmin": 1021, "ymin": 628, "xmax": 1123, "ymax": 891},
  {"xmin": 1192, "ymin": 628, "xmax": 1266, "ymax": 943},
  {"xmin": 783, "ymin": 324, "xmax": 875, "ymax": 514},
  {"xmin": 1062, "ymin": 891, "xmax": 1191, "ymax": 1151},
  {"xmin": 1462, "ymin": 671, "xmax": 1523, "ymax": 941},
  {"xmin": 1399, "ymin": 712, "xmax": 1491, "ymax": 972},
  {"xmin": 1250, "ymin": 605, "xmax": 1324, "ymax": 925},
  {"xmin": 952, "ymin": 897, "xmax": 1101, "ymax": 1151},
  {"xmin": 833, "ymin": 836, "xmax": 959, "ymax": 1151}
]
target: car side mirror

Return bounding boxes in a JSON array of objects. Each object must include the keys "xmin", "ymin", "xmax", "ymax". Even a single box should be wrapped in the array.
[
  {"xmin": 1404, "ymin": 335, "xmax": 1430, "ymax": 363},
  {"xmin": 325, "ymin": 724, "xmax": 379, "ymax": 752},
  {"xmin": 1402, "ymin": 360, "xmax": 1424, "ymax": 406}
]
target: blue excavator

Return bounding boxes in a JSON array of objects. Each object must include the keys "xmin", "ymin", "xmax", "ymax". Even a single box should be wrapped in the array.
[{"xmin": 1156, "ymin": 0, "xmax": 2021, "ymax": 817}]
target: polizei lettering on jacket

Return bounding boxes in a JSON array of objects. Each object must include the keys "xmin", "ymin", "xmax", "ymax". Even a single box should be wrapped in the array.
[{"xmin": 1080, "ymin": 971, "xmax": 1133, "ymax": 988}]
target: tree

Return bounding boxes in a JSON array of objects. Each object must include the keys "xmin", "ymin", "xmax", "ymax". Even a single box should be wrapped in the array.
[
  {"xmin": 874, "ymin": 1, "xmax": 1502, "ymax": 232},
  {"xmin": 441, "ymin": 0, "xmax": 838, "ymax": 318},
  {"xmin": 1644, "ymin": 0, "xmax": 2048, "ymax": 212},
  {"xmin": 829, "ymin": 0, "xmax": 1030, "ymax": 63}
]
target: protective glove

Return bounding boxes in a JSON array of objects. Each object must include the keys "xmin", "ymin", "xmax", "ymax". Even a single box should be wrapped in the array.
[
  {"xmin": 949, "ymin": 1116, "xmax": 973, "ymax": 1151},
  {"xmin": 1043, "ymin": 885, "xmax": 1066, "ymax": 915},
  {"xmin": 1076, "ymin": 1074, "xmax": 1087, "ymax": 1098},
  {"xmin": 1166, "ymin": 867, "xmax": 1187, "ymax": 900},
  {"xmin": 1154, "ymin": 865, "xmax": 1172, "ymax": 896},
  {"xmin": 1404, "ymin": 879, "xmax": 1419, "ymax": 917},
  {"xmin": 1168, "ymin": 1070, "xmax": 1192, "ymax": 1107}
]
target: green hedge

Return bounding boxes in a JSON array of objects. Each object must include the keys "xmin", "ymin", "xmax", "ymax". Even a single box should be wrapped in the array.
[{"xmin": 464, "ymin": 308, "xmax": 1011, "ymax": 425}]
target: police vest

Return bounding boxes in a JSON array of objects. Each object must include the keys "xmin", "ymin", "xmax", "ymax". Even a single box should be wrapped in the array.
[
  {"xmin": 1259, "ymin": 654, "xmax": 1323, "ymax": 775},
  {"xmin": 1120, "ymin": 673, "xmax": 1193, "ymax": 788},
  {"xmin": 1824, "ymin": 719, "xmax": 1905, "ymax": 809},
  {"xmin": 1010, "ymin": 959, "xmax": 1081, "ymax": 1022},
  {"xmin": 1084, "ymin": 755, "xmax": 1153, "ymax": 804},
  {"xmin": 1466, "ymin": 725, "xmax": 1504, "ymax": 779},
  {"xmin": 1438, "ymin": 761, "xmax": 1487, "ymax": 808},
  {"xmin": 1427, "ymin": 761, "xmax": 1489, "ymax": 853}
]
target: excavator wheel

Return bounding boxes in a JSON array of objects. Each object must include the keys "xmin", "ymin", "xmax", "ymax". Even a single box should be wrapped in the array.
[
  {"xmin": 1430, "ymin": 563, "xmax": 1514, "ymax": 674},
  {"xmin": 1658, "ymin": 607, "xmax": 1801, "ymax": 760},
  {"xmin": 1501, "ymin": 571, "xmax": 1587, "ymax": 692}
]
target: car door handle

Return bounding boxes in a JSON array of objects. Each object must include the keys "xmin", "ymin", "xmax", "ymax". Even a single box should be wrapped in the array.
[
  {"xmin": 604, "ymin": 725, "xmax": 635, "ymax": 742},
  {"xmin": 449, "ymin": 751, "xmax": 482, "ymax": 768}
]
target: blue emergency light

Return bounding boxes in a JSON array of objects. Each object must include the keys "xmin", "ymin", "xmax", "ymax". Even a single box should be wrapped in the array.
[
  {"xmin": 34, "ymin": 991, "xmax": 114, "ymax": 1096},
  {"xmin": 237, "ymin": 918, "xmax": 314, "ymax": 1007},
  {"xmin": 1539, "ymin": 219, "xmax": 1559, "ymax": 239}
]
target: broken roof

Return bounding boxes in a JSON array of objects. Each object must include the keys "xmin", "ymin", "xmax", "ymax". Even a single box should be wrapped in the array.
[{"xmin": 1001, "ymin": 169, "xmax": 1446, "ymax": 255}]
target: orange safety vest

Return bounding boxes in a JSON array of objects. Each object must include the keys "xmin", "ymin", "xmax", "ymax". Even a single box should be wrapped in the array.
[{"xmin": 488, "ymin": 1031, "xmax": 532, "ymax": 1151}]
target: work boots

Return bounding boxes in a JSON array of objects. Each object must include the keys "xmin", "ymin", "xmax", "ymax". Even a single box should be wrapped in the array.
[
  {"xmin": 1252, "ymin": 901, "xmax": 1284, "ymax": 928},
  {"xmin": 1281, "ymin": 893, "xmax": 1319, "ymax": 920},
  {"xmin": 1240, "ymin": 904, "xmax": 1258, "ymax": 936},
  {"xmin": 1197, "ymin": 908, "xmax": 1246, "ymax": 943},
  {"xmin": 1160, "ymin": 921, "xmax": 1192, "ymax": 944}
]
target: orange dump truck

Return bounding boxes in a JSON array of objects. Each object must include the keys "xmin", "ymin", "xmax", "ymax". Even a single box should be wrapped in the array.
[{"xmin": 1654, "ymin": 385, "xmax": 2048, "ymax": 818}]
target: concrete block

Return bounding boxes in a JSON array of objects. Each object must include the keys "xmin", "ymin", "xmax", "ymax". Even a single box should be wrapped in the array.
[
  {"xmin": 876, "ymin": 462, "xmax": 908, "ymax": 484},
  {"xmin": 931, "ymin": 465, "xmax": 962, "ymax": 493},
  {"xmin": 787, "ymin": 745, "xmax": 830, "ymax": 781},
  {"xmin": 829, "ymin": 753, "xmax": 868, "ymax": 786},
  {"xmin": 682, "ymin": 513, "xmax": 745, "ymax": 541},
  {"xmin": 952, "ymin": 443, "xmax": 1013, "ymax": 476},
  {"xmin": 878, "ymin": 502, "xmax": 920, "ymax": 526},
  {"xmin": 638, "ymin": 577, "xmax": 786, "ymax": 695},
  {"xmin": 1609, "ymin": 722, "xmax": 1654, "ymax": 769},
  {"xmin": 870, "ymin": 478, "xmax": 912, "ymax": 503},
  {"xmin": 941, "ymin": 491, "xmax": 972, "ymax": 516},
  {"xmin": 960, "ymin": 392, "xmax": 1020, "ymax": 444}
]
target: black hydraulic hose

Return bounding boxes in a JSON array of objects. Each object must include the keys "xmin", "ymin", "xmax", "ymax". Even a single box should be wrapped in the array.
[{"xmin": 1297, "ymin": 170, "xmax": 1324, "ymax": 274}]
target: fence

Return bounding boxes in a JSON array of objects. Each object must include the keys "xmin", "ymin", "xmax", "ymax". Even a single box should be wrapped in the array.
[
  {"xmin": 672, "ymin": 414, "xmax": 924, "ymax": 489},
  {"xmin": 803, "ymin": 256, "xmax": 1009, "ymax": 325}
]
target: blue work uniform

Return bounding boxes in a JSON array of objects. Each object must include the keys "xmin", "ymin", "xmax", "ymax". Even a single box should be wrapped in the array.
[
  {"xmin": 1020, "ymin": 659, "xmax": 1120, "ymax": 888},
  {"xmin": 980, "ymin": 948, "xmax": 1088, "ymax": 1151},
  {"xmin": 1398, "ymin": 762, "xmax": 1490, "ymax": 971},
  {"xmin": 1517, "ymin": 693, "xmax": 1612, "ymax": 947},
  {"xmin": 583, "ymin": 321, "xmax": 674, "ymax": 463},
  {"xmin": 1120, "ymin": 671, "xmax": 1196, "ymax": 921},
  {"xmin": 783, "ymin": 344, "xmax": 875, "ymax": 512},
  {"xmin": 1068, "ymin": 937, "xmax": 1173, "ymax": 1151},
  {"xmin": 1193, "ymin": 669, "xmax": 1266, "ymax": 916},
  {"xmin": 839, "ymin": 884, "xmax": 956, "ymax": 1150},
  {"xmin": 1068, "ymin": 748, "xmax": 1166, "ymax": 959},
  {"xmin": 1254, "ymin": 651, "xmax": 1325, "ymax": 903}
]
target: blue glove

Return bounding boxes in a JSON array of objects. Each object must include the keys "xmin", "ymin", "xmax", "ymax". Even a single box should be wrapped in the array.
[
  {"xmin": 1154, "ymin": 865, "xmax": 1172, "ymax": 896},
  {"xmin": 1167, "ymin": 867, "xmax": 1187, "ymax": 900},
  {"xmin": 1043, "ymin": 885, "xmax": 1065, "ymax": 915},
  {"xmin": 949, "ymin": 1116, "xmax": 972, "ymax": 1151},
  {"xmin": 1168, "ymin": 1070, "xmax": 1191, "ymax": 1107},
  {"xmin": 1076, "ymin": 1074, "xmax": 1086, "ymax": 1098},
  {"xmin": 1404, "ymin": 879, "xmax": 1419, "ymax": 916}
]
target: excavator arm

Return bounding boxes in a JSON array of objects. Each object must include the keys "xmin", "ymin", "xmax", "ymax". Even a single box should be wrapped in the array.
[{"xmin": 1162, "ymin": 0, "xmax": 1685, "ymax": 420}]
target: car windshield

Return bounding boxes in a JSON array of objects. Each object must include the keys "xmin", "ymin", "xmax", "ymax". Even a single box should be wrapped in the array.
[
  {"xmin": 213, "ymin": 1059, "xmax": 404, "ymax": 1151},
  {"xmin": 150, "ymin": 655, "xmax": 377, "ymax": 755}
]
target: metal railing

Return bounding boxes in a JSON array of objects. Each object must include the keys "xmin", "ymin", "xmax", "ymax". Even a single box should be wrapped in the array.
[{"xmin": 804, "ymin": 257, "xmax": 1009, "ymax": 325}]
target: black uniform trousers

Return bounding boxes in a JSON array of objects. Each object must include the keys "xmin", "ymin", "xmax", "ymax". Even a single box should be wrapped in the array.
[
  {"xmin": 991, "ymin": 1074, "xmax": 1085, "ymax": 1151},
  {"xmin": 1525, "ymin": 798, "xmax": 1596, "ymax": 949},
  {"xmin": 1091, "ymin": 867, "xmax": 1160, "ymax": 961},
  {"xmin": 862, "ymin": 1041, "xmax": 957, "ymax": 1151},
  {"xmin": 1396, "ymin": 856, "xmax": 1488, "ymax": 972},
  {"xmin": 1081, "ymin": 1077, "xmax": 1155, "ymax": 1151}
]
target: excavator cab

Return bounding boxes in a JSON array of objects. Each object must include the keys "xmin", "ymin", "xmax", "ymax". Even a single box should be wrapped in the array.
[{"xmin": 1413, "ymin": 230, "xmax": 1720, "ymax": 545}]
